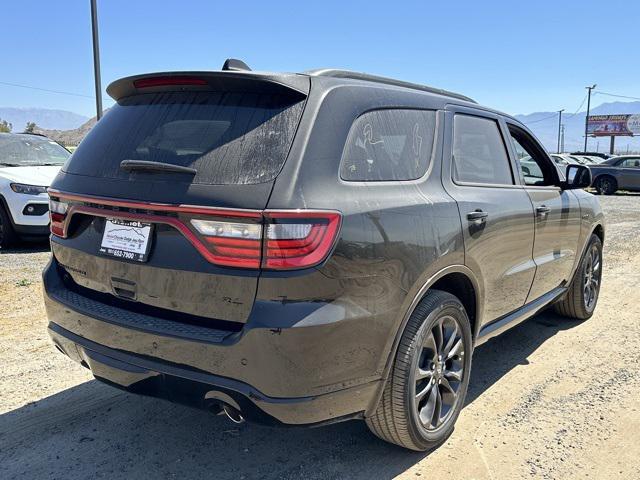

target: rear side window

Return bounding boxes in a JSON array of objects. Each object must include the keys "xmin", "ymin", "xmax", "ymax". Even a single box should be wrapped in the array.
[
  {"xmin": 452, "ymin": 115, "xmax": 513, "ymax": 185},
  {"xmin": 340, "ymin": 109, "xmax": 436, "ymax": 181},
  {"xmin": 64, "ymin": 91, "xmax": 305, "ymax": 185}
]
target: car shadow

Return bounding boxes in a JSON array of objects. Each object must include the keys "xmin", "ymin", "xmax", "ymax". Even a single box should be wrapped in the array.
[
  {"xmin": 0, "ymin": 309, "xmax": 581, "ymax": 479},
  {"xmin": 0, "ymin": 239, "xmax": 50, "ymax": 254}
]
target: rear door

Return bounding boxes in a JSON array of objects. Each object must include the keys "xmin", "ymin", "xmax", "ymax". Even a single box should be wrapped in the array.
[
  {"xmin": 443, "ymin": 107, "xmax": 536, "ymax": 324},
  {"xmin": 504, "ymin": 122, "xmax": 581, "ymax": 302},
  {"xmin": 49, "ymin": 74, "xmax": 308, "ymax": 323}
]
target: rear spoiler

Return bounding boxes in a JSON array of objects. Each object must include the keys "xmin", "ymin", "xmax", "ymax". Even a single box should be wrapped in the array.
[{"xmin": 106, "ymin": 71, "xmax": 310, "ymax": 101}]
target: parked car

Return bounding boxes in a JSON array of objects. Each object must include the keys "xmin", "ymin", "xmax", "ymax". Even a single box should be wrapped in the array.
[
  {"xmin": 589, "ymin": 155, "xmax": 640, "ymax": 194},
  {"xmin": 43, "ymin": 62, "xmax": 604, "ymax": 451},
  {"xmin": 0, "ymin": 133, "xmax": 69, "ymax": 247}
]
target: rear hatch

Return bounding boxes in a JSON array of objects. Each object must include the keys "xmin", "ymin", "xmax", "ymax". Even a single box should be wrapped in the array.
[{"xmin": 49, "ymin": 71, "xmax": 309, "ymax": 324}]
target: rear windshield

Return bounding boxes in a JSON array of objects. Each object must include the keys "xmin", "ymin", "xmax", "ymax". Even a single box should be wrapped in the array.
[
  {"xmin": 0, "ymin": 134, "xmax": 70, "ymax": 166},
  {"xmin": 64, "ymin": 91, "xmax": 305, "ymax": 185}
]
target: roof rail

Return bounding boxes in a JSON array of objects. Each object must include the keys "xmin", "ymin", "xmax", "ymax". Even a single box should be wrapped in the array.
[{"xmin": 306, "ymin": 69, "xmax": 476, "ymax": 103}]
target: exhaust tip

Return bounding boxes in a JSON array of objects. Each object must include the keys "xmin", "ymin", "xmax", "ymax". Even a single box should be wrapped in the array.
[{"xmin": 223, "ymin": 404, "xmax": 244, "ymax": 424}]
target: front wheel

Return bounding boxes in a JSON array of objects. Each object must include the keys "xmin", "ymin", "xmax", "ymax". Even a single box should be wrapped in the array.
[
  {"xmin": 366, "ymin": 290, "xmax": 472, "ymax": 451},
  {"xmin": 554, "ymin": 234, "xmax": 602, "ymax": 320}
]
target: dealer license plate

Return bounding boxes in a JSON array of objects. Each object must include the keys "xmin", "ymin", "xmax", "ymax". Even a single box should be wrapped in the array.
[{"xmin": 99, "ymin": 218, "xmax": 153, "ymax": 262}]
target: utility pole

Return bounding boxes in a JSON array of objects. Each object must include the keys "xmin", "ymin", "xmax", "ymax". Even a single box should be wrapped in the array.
[
  {"xmin": 560, "ymin": 124, "xmax": 565, "ymax": 152},
  {"xmin": 583, "ymin": 84, "xmax": 596, "ymax": 151},
  {"xmin": 557, "ymin": 109, "xmax": 564, "ymax": 153},
  {"xmin": 90, "ymin": 0, "xmax": 103, "ymax": 120}
]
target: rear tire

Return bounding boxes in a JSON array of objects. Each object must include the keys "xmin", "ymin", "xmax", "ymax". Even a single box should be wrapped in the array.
[
  {"xmin": 554, "ymin": 234, "xmax": 602, "ymax": 320},
  {"xmin": 594, "ymin": 176, "xmax": 617, "ymax": 195},
  {"xmin": 366, "ymin": 290, "xmax": 472, "ymax": 451},
  {"xmin": 0, "ymin": 205, "xmax": 17, "ymax": 249}
]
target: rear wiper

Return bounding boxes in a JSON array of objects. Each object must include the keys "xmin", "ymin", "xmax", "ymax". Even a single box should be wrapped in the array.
[
  {"xmin": 120, "ymin": 160, "xmax": 197, "ymax": 175},
  {"xmin": 0, "ymin": 162, "xmax": 19, "ymax": 167}
]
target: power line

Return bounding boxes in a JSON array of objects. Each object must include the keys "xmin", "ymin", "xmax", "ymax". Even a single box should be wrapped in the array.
[
  {"xmin": 523, "ymin": 112, "xmax": 559, "ymax": 125},
  {"xmin": 565, "ymin": 93, "xmax": 588, "ymax": 118},
  {"xmin": 0, "ymin": 80, "xmax": 95, "ymax": 99},
  {"xmin": 594, "ymin": 91, "xmax": 640, "ymax": 101}
]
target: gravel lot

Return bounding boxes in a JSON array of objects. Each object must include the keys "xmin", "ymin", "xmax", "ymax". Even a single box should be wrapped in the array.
[{"xmin": 1, "ymin": 194, "xmax": 639, "ymax": 479}]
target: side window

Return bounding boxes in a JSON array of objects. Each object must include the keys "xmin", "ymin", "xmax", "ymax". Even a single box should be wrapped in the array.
[
  {"xmin": 452, "ymin": 115, "xmax": 513, "ymax": 185},
  {"xmin": 340, "ymin": 109, "xmax": 436, "ymax": 181},
  {"xmin": 508, "ymin": 126, "xmax": 558, "ymax": 186},
  {"xmin": 621, "ymin": 158, "xmax": 640, "ymax": 168}
]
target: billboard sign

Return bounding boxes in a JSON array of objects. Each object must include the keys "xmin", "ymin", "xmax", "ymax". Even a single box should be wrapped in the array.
[{"xmin": 587, "ymin": 114, "xmax": 640, "ymax": 137}]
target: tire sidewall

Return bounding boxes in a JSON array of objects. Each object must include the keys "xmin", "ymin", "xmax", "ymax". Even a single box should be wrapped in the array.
[{"xmin": 405, "ymin": 298, "xmax": 473, "ymax": 449}]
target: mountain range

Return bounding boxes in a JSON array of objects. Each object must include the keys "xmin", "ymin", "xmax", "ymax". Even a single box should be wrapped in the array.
[
  {"xmin": 0, "ymin": 107, "xmax": 89, "ymax": 132},
  {"xmin": 2, "ymin": 101, "xmax": 639, "ymax": 153}
]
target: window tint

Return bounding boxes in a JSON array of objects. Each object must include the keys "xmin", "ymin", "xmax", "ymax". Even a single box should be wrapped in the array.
[
  {"xmin": 452, "ymin": 115, "xmax": 513, "ymax": 185},
  {"xmin": 508, "ymin": 127, "xmax": 557, "ymax": 186},
  {"xmin": 340, "ymin": 109, "xmax": 436, "ymax": 181},
  {"xmin": 64, "ymin": 91, "xmax": 305, "ymax": 185}
]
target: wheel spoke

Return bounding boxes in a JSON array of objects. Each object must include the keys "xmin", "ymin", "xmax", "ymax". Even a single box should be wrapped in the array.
[
  {"xmin": 433, "ymin": 387, "xmax": 443, "ymax": 426},
  {"xmin": 415, "ymin": 367, "xmax": 433, "ymax": 381},
  {"xmin": 419, "ymin": 383, "xmax": 438, "ymax": 426},
  {"xmin": 415, "ymin": 379, "xmax": 434, "ymax": 403},
  {"xmin": 423, "ymin": 333, "xmax": 438, "ymax": 358},
  {"xmin": 446, "ymin": 338, "xmax": 463, "ymax": 360},
  {"xmin": 442, "ymin": 321, "xmax": 459, "ymax": 358},
  {"xmin": 433, "ymin": 319, "xmax": 445, "ymax": 353},
  {"xmin": 444, "ymin": 364, "xmax": 463, "ymax": 382},
  {"xmin": 439, "ymin": 376, "xmax": 456, "ymax": 395}
]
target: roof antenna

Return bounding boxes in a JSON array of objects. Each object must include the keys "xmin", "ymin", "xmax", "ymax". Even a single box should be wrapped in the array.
[{"xmin": 222, "ymin": 58, "xmax": 252, "ymax": 71}]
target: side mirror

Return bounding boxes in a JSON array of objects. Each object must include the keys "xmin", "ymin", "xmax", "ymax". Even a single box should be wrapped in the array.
[{"xmin": 562, "ymin": 164, "xmax": 592, "ymax": 190}]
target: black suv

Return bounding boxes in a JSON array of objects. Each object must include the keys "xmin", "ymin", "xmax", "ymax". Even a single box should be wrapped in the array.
[{"xmin": 44, "ymin": 61, "xmax": 604, "ymax": 451}]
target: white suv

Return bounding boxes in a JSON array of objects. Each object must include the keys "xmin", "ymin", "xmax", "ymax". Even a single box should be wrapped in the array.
[{"xmin": 0, "ymin": 133, "xmax": 70, "ymax": 248}]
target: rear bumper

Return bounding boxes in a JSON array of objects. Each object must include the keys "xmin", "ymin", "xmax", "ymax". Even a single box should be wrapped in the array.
[{"xmin": 43, "ymin": 258, "xmax": 383, "ymax": 426}]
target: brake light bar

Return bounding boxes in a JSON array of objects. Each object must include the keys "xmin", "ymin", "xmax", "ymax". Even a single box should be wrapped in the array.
[
  {"xmin": 133, "ymin": 76, "xmax": 208, "ymax": 89},
  {"xmin": 48, "ymin": 191, "xmax": 341, "ymax": 271}
]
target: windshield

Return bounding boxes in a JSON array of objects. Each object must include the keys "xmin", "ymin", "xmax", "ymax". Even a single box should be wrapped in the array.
[
  {"xmin": 0, "ymin": 134, "xmax": 70, "ymax": 166},
  {"xmin": 63, "ymin": 91, "xmax": 305, "ymax": 185}
]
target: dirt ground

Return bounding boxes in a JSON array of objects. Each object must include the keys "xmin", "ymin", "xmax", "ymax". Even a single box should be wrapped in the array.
[{"xmin": 1, "ymin": 195, "xmax": 639, "ymax": 480}]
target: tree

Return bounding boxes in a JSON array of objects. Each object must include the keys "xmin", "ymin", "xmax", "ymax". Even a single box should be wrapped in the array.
[
  {"xmin": 0, "ymin": 118, "xmax": 12, "ymax": 133},
  {"xmin": 24, "ymin": 121, "xmax": 37, "ymax": 133}
]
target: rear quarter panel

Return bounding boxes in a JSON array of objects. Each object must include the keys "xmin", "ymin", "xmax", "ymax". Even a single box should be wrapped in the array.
[{"xmin": 259, "ymin": 82, "xmax": 464, "ymax": 391}]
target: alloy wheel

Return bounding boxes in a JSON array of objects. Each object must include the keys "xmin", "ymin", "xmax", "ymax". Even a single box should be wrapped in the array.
[
  {"xmin": 413, "ymin": 315, "xmax": 465, "ymax": 430},
  {"xmin": 583, "ymin": 243, "xmax": 601, "ymax": 310}
]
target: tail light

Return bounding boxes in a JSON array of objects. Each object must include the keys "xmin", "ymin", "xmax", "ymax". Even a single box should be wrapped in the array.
[
  {"xmin": 188, "ymin": 211, "xmax": 341, "ymax": 270},
  {"xmin": 189, "ymin": 218, "xmax": 263, "ymax": 269},
  {"xmin": 263, "ymin": 212, "xmax": 342, "ymax": 269},
  {"xmin": 49, "ymin": 198, "xmax": 69, "ymax": 237},
  {"xmin": 48, "ymin": 191, "xmax": 341, "ymax": 271}
]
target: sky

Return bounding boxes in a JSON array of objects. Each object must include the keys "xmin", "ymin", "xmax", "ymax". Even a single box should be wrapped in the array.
[{"xmin": 1, "ymin": 0, "xmax": 639, "ymax": 118}]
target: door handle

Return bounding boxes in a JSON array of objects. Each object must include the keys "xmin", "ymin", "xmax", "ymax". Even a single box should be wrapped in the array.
[
  {"xmin": 536, "ymin": 205, "xmax": 551, "ymax": 216},
  {"xmin": 466, "ymin": 210, "xmax": 488, "ymax": 222}
]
